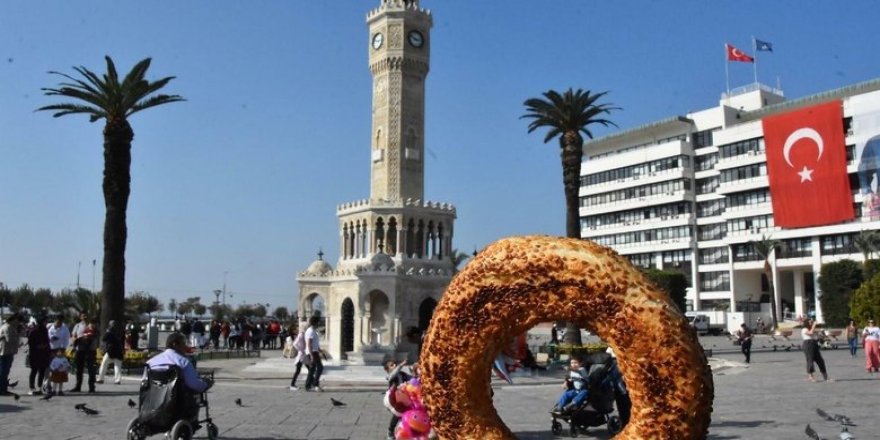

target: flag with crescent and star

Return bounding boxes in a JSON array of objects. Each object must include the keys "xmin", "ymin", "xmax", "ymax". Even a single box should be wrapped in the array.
[
  {"xmin": 762, "ymin": 100, "xmax": 854, "ymax": 228},
  {"xmin": 726, "ymin": 43, "xmax": 754, "ymax": 63}
]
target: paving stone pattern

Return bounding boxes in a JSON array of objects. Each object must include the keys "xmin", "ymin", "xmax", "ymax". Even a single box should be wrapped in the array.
[{"xmin": 0, "ymin": 335, "xmax": 878, "ymax": 439}]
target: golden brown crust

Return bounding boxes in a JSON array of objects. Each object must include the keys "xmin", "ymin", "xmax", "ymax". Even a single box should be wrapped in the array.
[{"xmin": 421, "ymin": 236, "xmax": 713, "ymax": 439}]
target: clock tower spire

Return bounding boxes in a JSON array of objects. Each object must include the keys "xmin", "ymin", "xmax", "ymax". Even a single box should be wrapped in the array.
[{"xmin": 367, "ymin": 0, "xmax": 432, "ymax": 201}]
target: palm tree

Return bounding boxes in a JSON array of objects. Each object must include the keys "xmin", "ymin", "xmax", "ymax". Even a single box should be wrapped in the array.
[
  {"xmin": 38, "ymin": 56, "xmax": 184, "ymax": 332},
  {"xmin": 449, "ymin": 249, "xmax": 471, "ymax": 275},
  {"xmin": 522, "ymin": 88, "xmax": 618, "ymax": 345},
  {"xmin": 749, "ymin": 235, "xmax": 784, "ymax": 330},
  {"xmin": 854, "ymin": 230, "xmax": 880, "ymax": 267}
]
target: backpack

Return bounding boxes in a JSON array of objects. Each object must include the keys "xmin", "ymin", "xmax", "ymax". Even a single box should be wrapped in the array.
[{"xmin": 293, "ymin": 332, "xmax": 306, "ymax": 352}]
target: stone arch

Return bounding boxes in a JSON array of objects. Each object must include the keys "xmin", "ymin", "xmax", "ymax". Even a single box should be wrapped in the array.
[
  {"xmin": 301, "ymin": 292, "xmax": 325, "ymax": 321},
  {"xmin": 367, "ymin": 290, "xmax": 391, "ymax": 345},
  {"xmin": 418, "ymin": 297, "xmax": 438, "ymax": 333},
  {"xmin": 375, "ymin": 217, "xmax": 385, "ymax": 253},
  {"xmin": 387, "ymin": 216, "xmax": 398, "ymax": 255},
  {"xmin": 341, "ymin": 297, "xmax": 355, "ymax": 354},
  {"xmin": 406, "ymin": 218, "xmax": 416, "ymax": 257}
]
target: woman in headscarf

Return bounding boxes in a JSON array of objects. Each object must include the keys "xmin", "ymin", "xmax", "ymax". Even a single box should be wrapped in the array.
[{"xmin": 27, "ymin": 315, "xmax": 51, "ymax": 395}]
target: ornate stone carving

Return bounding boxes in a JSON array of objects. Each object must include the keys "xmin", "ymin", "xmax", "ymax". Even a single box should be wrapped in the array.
[{"xmin": 388, "ymin": 24, "xmax": 403, "ymax": 49}]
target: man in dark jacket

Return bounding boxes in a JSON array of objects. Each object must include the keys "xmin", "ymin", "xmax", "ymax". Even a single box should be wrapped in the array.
[
  {"xmin": 70, "ymin": 316, "xmax": 98, "ymax": 393},
  {"xmin": 97, "ymin": 320, "xmax": 125, "ymax": 384}
]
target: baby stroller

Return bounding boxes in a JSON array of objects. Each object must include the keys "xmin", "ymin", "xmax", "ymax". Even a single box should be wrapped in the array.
[
  {"xmin": 126, "ymin": 365, "xmax": 218, "ymax": 440},
  {"xmin": 550, "ymin": 352, "xmax": 626, "ymax": 438}
]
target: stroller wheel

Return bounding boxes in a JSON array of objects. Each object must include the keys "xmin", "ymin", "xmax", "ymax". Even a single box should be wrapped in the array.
[
  {"xmin": 206, "ymin": 422, "xmax": 219, "ymax": 440},
  {"xmin": 551, "ymin": 420, "xmax": 562, "ymax": 435},
  {"xmin": 607, "ymin": 415, "xmax": 622, "ymax": 435},
  {"xmin": 126, "ymin": 418, "xmax": 145, "ymax": 440},
  {"xmin": 569, "ymin": 422, "xmax": 578, "ymax": 438},
  {"xmin": 169, "ymin": 420, "xmax": 193, "ymax": 440}
]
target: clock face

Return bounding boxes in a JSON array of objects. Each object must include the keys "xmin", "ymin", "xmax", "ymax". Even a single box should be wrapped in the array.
[
  {"xmin": 372, "ymin": 32, "xmax": 384, "ymax": 50},
  {"xmin": 407, "ymin": 30, "xmax": 424, "ymax": 48}
]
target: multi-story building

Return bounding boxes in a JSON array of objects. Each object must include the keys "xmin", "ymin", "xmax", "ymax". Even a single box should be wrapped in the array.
[{"xmin": 580, "ymin": 79, "xmax": 880, "ymax": 324}]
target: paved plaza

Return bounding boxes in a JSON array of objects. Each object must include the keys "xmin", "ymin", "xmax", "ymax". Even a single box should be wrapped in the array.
[{"xmin": 1, "ymin": 335, "xmax": 878, "ymax": 439}]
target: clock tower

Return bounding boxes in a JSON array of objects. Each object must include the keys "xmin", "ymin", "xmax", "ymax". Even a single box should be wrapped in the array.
[
  {"xmin": 297, "ymin": 0, "xmax": 456, "ymax": 365},
  {"xmin": 367, "ymin": 0, "xmax": 432, "ymax": 201}
]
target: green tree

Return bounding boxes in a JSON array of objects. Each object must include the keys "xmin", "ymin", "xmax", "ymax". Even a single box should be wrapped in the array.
[
  {"xmin": 854, "ymin": 230, "xmax": 880, "ymax": 277},
  {"xmin": 522, "ymin": 88, "xmax": 618, "ymax": 345},
  {"xmin": 234, "ymin": 304, "xmax": 255, "ymax": 318},
  {"xmin": 851, "ymin": 271, "xmax": 880, "ymax": 327},
  {"xmin": 273, "ymin": 306, "xmax": 290, "ymax": 322},
  {"xmin": 253, "ymin": 304, "xmax": 267, "ymax": 318},
  {"xmin": 0, "ymin": 283, "xmax": 10, "ymax": 319},
  {"xmin": 39, "ymin": 56, "xmax": 184, "ymax": 332},
  {"xmin": 9, "ymin": 284, "xmax": 34, "ymax": 313},
  {"xmin": 643, "ymin": 268, "xmax": 688, "ymax": 313},
  {"xmin": 209, "ymin": 304, "xmax": 232, "ymax": 322},
  {"xmin": 194, "ymin": 303, "xmax": 207, "ymax": 319},
  {"xmin": 818, "ymin": 259, "xmax": 863, "ymax": 326},
  {"xmin": 126, "ymin": 291, "xmax": 162, "ymax": 318},
  {"xmin": 749, "ymin": 235, "xmax": 783, "ymax": 330},
  {"xmin": 167, "ymin": 298, "xmax": 178, "ymax": 316}
]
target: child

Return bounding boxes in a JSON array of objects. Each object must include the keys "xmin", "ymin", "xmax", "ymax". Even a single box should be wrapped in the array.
[
  {"xmin": 49, "ymin": 348, "xmax": 70, "ymax": 396},
  {"xmin": 552, "ymin": 356, "xmax": 589, "ymax": 414},
  {"xmin": 383, "ymin": 359, "xmax": 413, "ymax": 440}
]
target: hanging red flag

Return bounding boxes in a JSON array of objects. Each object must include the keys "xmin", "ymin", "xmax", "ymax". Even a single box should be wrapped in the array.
[
  {"xmin": 762, "ymin": 100, "xmax": 854, "ymax": 228},
  {"xmin": 726, "ymin": 43, "xmax": 754, "ymax": 63}
]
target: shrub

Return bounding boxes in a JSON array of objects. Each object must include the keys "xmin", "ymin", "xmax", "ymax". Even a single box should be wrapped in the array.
[
  {"xmin": 851, "ymin": 272, "xmax": 880, "ymax": 327},
  {"xmin": 818, "ymin": 259, "xmax": 863, "ymax": 326},
  {"xmin": 643, "ymin": 268, "xmax": 688, "ymax": 312}
]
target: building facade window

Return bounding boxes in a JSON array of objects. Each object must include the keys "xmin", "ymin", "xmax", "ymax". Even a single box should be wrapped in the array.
[
  {"xmin": 718, "ymin": 137, "xmax": 764, "ymax": 159},
  {"xmin": 699, "ymin": 271, "xmax": 730, "ymax": 292},
  {"xmin": 692, "ymin": 128, "xmax": 717, "ymax": 148},
  {"xmin": 727, "ymin": 215, "xmax": 773, "ymax": 233},
  {"xmin": 697, "ymin": 199, "xmax": 725, "ymax": 217},
  {"xmin": 581, "ymin": 179, "xmax": 690, "ymax": 208},
  {"xmin": 626, "ymin": 253, "xmax": 655, "ymax": 269},
  {"xmin": 719, "ymin": 163, "xmax": 767, "ymax": 183},
  {"xmin": 732, "ymin": 242, "xmax": 762, "ymax": 262},
  {"xmin": 820, "ymin": 233, "xmax": 857, "ymax": 256},
  {"xmin": 726, "ymin": 189, "xmax": 770, "ymax": 210},
  {"xmin": 694, "ymin": 153, "xmax": 718, "ymax": 171},
  {"xmin": 699, "ymin": 247, "xmax": 729, "ymax": 264},
  {"xmin": 591, "ymin": 225, "xmax": 692, "ymax": 247},
  {"xmin": 582, "ymin": 202, "xmax": 692, "ymax": 229},
  {"xmin": 697, "ymin": 223, "xmax": 727, "ymax": 241},
  {"xmin": 779, "ymin": 237, "xmax": 812, "ymax": 259},
  {"xmin": 581, "ymin": 155, "xmax": 690, "ymax": 187},
  {"xmin": 696, "ymin": 176, "xmax": 719, "ymax": 195}
]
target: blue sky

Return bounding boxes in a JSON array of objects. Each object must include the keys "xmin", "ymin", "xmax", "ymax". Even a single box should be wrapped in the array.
[{"xmin": 1, "ymin": 1, "xmax": 878, "ymax": 311}]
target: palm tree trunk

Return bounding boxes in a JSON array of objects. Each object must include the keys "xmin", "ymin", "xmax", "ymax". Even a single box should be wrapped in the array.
[
  {"xmin": 560, "ymin": 132, "xmax": 584, "ymax": 345},
  {"xmin": 99, "ymin": 119, "xmax": 133, "ymax": 333},
  {"xmin": 765, "ymin": 263, "xmax": 778, "ymax": 330}
]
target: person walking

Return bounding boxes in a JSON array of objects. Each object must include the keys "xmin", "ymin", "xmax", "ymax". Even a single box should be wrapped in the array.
[
  {"xmin": 70, "ymin": 317, "xmax": 98, "ymax": 393},
  {"xmin": 288, "ymin": 323, "xmax": 307, "ymax": 391},
  {"xmin": 26, "ymin": 315, "xmax": 51, "ymax": 395},
  {"xmin": 737, "ymin": 323, "xmax": 753, "ymax": 364},
  {"xmin": 0, "ymin": 314, "xmax": 22, "ymax": 396},
  {"xmin": 97, "ymin": 320, "xmax": 124, "ymax": 384},
  {"xmin": 801, "ymin": 319, "xmax": 831, "ymax": 382},
  {"xmin": 845, "ymin": 319, "xmax": 859, "ymax": 358},
  {"xmin": 862, "ymin": 318, "xmax": 880, "ymax": 375},
  {"xmin": 303, "ymin": 316, "xmax": 324, "ymax": 392}
]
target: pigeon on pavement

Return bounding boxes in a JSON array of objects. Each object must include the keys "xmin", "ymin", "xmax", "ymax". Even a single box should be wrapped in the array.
[
  {"xmin": 40, "ymin": 393, "xmax": 53, "ymax": 401},
  {"xmin": 331, "ymin": 398, "xmax": 346, "ymax": 407},
  {"xmin": 235, "ymin": 398, "xmax": 243, "ymax": 407},
  {"xmin": 805, "ymin": 424, "xmax": 824, "ymax": 440},
  {"xmin": 128, "ymin": 398, "xmax": 136, "ymax": 408}
]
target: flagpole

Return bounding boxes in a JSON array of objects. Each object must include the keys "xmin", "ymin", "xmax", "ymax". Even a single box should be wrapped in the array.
[
  {"xmin": 725, "ymin": 44, "xmax": 730, "ymax": 98},
  {"xmin": 752, "ymin": 36, "xmax": 759, "ymax": 85}
]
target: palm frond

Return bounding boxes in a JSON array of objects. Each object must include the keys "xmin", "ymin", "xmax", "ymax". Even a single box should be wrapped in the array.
[{"xmin": 39, "ymin": 56, "xmax": 182, "ymax": 121}]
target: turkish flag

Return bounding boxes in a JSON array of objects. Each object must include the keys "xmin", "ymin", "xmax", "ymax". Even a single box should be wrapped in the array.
[
  {"xmin": 762, "ymin": 100, "xmax": 854, "ymax": 228},
  {"xmin": 726, "ymin": 43, "xmax": 754, "ymax": 63}
]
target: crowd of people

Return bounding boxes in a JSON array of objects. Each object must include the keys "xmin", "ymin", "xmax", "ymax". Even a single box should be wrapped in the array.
[{"xmin": 172, "ymin": 316, "xmax": 289, "ymax": 351}]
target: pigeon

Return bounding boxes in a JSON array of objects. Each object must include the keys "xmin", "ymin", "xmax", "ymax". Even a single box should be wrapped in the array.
[
  {"xmin": 40, "ymin": 393, "xmax": 53, "ymax": 401},
  {"xmin": 816, "ymin": 408, "xmax": 837, "ymax": 422},
  {"xmin": 8, "ymin": 380, "xmax": 18, "ymax": 388},
  {"xmin": 773, "ymin": 345, "xmax": 778, "ymax": 352},
  {"xmin": 128, "ymin": 398, "xmax": 136, "ymax": 408},
  {"xmin": 234, "ymin": 398, "xmax": 243, "ymax": 407},
  {"xmin": 330, "ymin": 397, "xmax": 346, "ymax": 407},
  {"xmin": 11, "ymin": 392, "xmax": 20, "ymax": 401},
  {"xmin": 75, "ymin": 404, "xmax": 99, "ymax": 415},
  {"xmin": 784, "ymin": 346, "xmax": 792, "ymax": 352},
  {"xmin": 805, "ymin": 424, "xmax": 825, "ymax": 440},
  {"xmin": 838, "ymin": 425, "xmax": 855, "ymax": 440}
]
